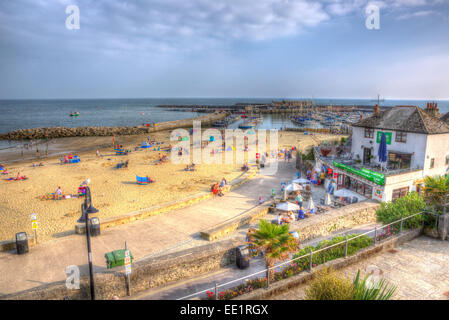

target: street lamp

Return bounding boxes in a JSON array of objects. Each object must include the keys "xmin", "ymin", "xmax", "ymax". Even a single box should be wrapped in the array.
[{"xmin": 77, "ymin": 186, "xmax": 98, "ymax": 300}]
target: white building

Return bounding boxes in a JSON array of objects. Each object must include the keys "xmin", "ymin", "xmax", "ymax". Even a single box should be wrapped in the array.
[{"xmin": 316, "ymin": 105, "xmax": 449, "ymax": 202}]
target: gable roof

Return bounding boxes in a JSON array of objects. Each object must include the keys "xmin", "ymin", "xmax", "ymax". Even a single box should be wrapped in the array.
[
  {"xmin": 353, "ymin": 106, "xmax": 449, "ymax": 134},
  {"xmin": 441, "ymin": 112, "xmax": 449, "ymax": 124}
]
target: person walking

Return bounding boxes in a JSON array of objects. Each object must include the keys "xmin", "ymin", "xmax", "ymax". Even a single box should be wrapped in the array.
[{"xmin": 295, "ymin": 191, "xmax": 303, "ymax": 208}]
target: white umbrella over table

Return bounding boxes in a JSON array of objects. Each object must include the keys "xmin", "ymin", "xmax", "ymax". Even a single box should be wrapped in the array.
[
  {"xmin": 324, "ymin": 192, "xmax": 332, "ymax": 205},
  {"xmin": 292, "ymin": 178, "xmax": 310, "ymax": 184},
  {"xmin": 285, "ymin": 183, "xmax": 303, "ymax": 192},
  {"xmin": 276, "ymin": 202, "xmax": 300, "ymax": 211},
  {"xmin": 306, "ymin": 198, "xmax": 315, "ymax": 211},
  {"xmin": 333, "ymin": 188, "xmax": 354, "ymax": 198}
]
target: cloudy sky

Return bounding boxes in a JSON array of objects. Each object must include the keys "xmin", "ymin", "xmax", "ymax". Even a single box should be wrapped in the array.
[{"xmin": 0, "ymin": 0, "xmax": 448, "ymax": 99}]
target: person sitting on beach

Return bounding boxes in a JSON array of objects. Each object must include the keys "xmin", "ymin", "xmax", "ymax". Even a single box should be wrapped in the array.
[
  {"xmin": 96, "ymin": 150, "xmax": 101, "ymax": 157},
  {"xmin": 241, "ymin": 163, "xmax": 249, "ymax": 172},
  {"xmin": 219, "ymin": 178, "xmax": 227, "ymax": 188}
]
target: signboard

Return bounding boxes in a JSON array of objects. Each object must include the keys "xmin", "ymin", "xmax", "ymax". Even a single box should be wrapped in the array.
[
  {"xmin": 376, "ymin": 131, "xmax": 392, "ymax": 145},
  {"xmin": 31, "ymin": 213, "xmax": 38, "ymax": 230},
  {"xmin": 333, "ymin": 161, "xmax": 385, "ymax": 186},
  {"xmin": 124, "ymin": 250, "xmax": 131, "ymax": 275}
]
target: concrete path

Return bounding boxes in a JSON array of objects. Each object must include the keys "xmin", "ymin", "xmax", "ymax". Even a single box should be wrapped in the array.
[
  {"xmin": 0, "ymin": 160, "xmax": 296, "ymax": 296},
  {"xmin": 127, "ymin": 222, "xmax": 380, "ymax": 300},
  {"xmin": 270, "ymin": 236, "xmax": 449, "ymax": 300}
]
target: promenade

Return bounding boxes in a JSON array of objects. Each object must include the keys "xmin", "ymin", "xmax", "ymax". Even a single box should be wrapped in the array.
[{"xmin": 0, "ymin": 160, "xmax": 296, "ymax": 296}]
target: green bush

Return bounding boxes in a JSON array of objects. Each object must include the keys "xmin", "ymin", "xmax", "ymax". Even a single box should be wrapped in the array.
[
  {"xmin": 305, "ymin": 268, "xmax": 354, "ymax": 300},
  {"xmin": 301, "ymin": 148, "xmax": 315, "ymax": 161},
  {"xmin": 423, "ymin": 175, "xmax": 449, "ymax": 214},
  {"xmin": 293, "ymin": 234, "xmax": 373, "ymax": 270},
  {"xmin": 376, "ymin": 192, "xmax": 425, "ymax": 229}
]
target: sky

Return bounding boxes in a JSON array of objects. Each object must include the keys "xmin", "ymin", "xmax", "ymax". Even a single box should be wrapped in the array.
[{"xmin": 0, "ymin": 0, "xmax": 448, "ymax": 100}]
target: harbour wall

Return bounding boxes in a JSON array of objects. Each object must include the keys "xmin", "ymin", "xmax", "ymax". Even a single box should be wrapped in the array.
[{"xmin": 0, "ymin": 112, "xmax": 228, "ymax": 141}]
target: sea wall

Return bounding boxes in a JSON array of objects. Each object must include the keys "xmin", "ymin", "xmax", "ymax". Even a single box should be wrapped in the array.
[
  {"xmin": 1, "ymin": 238, "xmax": 241, "ymax": 300},
  {"xmin": 0, "ymin": 112, "xmax": 227, "ymax": 141}
]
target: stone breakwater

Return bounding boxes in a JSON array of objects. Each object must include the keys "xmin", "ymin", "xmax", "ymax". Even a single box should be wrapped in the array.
[{"xmin": 0, "ymin": 112, "xmax": 227, "ymax": 140}]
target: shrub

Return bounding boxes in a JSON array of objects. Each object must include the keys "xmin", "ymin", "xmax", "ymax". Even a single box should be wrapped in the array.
[
  {"xmin": 376, "ymin": 192, "xmax": 425, "ymax": 229},
  {"xmin": 423, "ymin": 175, "xmax": 449, "ymax": 214},
  {"xmin": 353, "ymin": 270, "xmax": 397, "ymax": 300},
  {"xmin": 293, "ymin": 234, "xmax": 373, "ymax": 271},
  {"xmin": 302, "ymin": 148, "xmax": 315, "ymax": 161},
  {"xmin": 305, "ymin": 268, "xmax": 354, "ymax": 300}
]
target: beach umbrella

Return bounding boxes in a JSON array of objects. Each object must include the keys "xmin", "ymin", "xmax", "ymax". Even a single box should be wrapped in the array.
[
  {"xmin": 324, "ymin": 192, "xmax": 332, "ymax": 205},
  {"xmin": 333, "ymin": 188, "xmax": 354, "ymax": 198},
  {"xmin": 306, "ymin": 198, "xmax": 315, "ymax": 212},
  {"xmin": 292, "ymin": 178, "xmax": 310, "ymax": 184},
  {"xmin": 285, "ymin": 183, "xmax": 303, "ymax": 192},
  {"xmin": 378, "ymin": 132, "xmax": 387, "ymax": 170},
  {"xmin": 276, "ymin": 202, "xmax": 300, "ymax": 211}
]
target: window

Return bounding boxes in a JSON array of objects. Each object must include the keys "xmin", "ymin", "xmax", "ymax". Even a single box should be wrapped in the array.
[
  {"xmin": 392, "ymin": 187, "xmax": 409, "ymax": 201},
  {"xmin": 388, "ymin": 152, "xmax": 411, "ymax": 169},
  {"xmin": 364, "ymin": 128, "xmax": 374, "ymax": 138},
  {"xmin": 430, "ymin": 158, "xmax": 435, "ymax": 169},
  {"xmin": 395, "ymin": 132, "xmax": 407, "ymax": 143}
]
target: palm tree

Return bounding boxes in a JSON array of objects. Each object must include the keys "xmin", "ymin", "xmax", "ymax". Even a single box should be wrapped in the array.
[
  {"xmin": 424, "ymin": 175, "xmax": 449, "ymax": 214},
  {"xmin": 250, "ymin": 220, "xmax": 298, "ymax": 281}
]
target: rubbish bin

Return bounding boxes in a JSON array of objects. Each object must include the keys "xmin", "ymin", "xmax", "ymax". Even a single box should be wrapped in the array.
[
  {"xmin": 236, "ymin": 245, "xmax": 250, "ymax": 269},
  {"xmin": 105, "ymin": 249, "xmax": 134, "ymax": 269},
  {"xmin": 89, "ymin": 217, "xmax": 101, "ymax": 237},
  {"xmin": 16, "ymin": 232, "xmax": 29, "ymax": 254}
]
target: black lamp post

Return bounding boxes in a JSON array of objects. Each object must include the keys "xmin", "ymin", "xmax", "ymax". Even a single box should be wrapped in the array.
[{"xmin": 77, "ymin": 186, "xmax": 99, "ymax": 300}]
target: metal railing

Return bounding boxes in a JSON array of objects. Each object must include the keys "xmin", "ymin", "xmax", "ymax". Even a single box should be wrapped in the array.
[{"xmin": 177, "ymin": 211, "xmax": 428, "ymax": 301}]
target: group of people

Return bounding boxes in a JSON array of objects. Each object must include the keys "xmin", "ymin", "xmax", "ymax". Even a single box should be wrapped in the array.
[
  {"xmin": 60, "ymin": 153, "xmax": 75, "ymax": 164},
  {"xmin": 211, "ymin": 178, "xmax": 227, "ymax": 197},
  {"xmin": 156, "ymin": 153, "xmax": 168, "ymax": 165}
]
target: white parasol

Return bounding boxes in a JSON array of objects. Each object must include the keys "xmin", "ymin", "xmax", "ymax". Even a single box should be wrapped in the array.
[{"xmin": 276, "ymin": 202, "xmax": 300, "ymax": 211}]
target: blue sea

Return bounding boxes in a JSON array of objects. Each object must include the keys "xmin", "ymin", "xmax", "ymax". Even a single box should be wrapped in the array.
[{"xmin": 1, "ymin": 98, "xmax": 448, "ymax": 149}]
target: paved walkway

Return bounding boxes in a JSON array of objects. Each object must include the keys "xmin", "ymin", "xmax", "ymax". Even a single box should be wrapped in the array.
[
  {"xmin": 270, "ymin": 236, "xmax": 449, "ymax": 300},
  {"xmin": 0, "ymin": 161, "xmax": 296, "ymax": 296}
]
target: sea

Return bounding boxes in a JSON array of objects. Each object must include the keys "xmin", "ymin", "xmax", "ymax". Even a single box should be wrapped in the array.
[{"xmin": 1, "ymin": 98, "xmax": 448, "ymax": 150}]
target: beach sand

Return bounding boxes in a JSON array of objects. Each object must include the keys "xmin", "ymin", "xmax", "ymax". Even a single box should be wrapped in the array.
[{"xmin": 0, "ymin": 130, "xmax": 343, "ymax": 242}]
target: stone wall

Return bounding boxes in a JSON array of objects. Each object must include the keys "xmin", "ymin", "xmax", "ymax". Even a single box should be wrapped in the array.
[
  {"xmin": 291, "ymin": 200, "xmax": 380, "ymax": 242},
  {"xmin": 1, "ymin": 238, "xmax": 241, "ymax": 300},
  {"xmin": 0, "ymin": 113, "xmax": 227, "ymax": 140}
]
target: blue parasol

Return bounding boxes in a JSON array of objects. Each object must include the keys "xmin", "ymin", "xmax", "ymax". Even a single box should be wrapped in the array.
[{"xmin": 378, "ymin": 132, "xmax": 387, "ymax": 163}]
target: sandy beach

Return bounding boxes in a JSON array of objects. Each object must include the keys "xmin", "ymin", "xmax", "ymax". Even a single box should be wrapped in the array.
[{"xmin": 0, "ymin": 129, "xmax": 343, "ymax": 242}]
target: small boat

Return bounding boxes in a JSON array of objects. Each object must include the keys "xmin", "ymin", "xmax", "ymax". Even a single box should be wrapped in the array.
[
  {"xmin": 238, "ymin": 121, "xmax": 256, "ymax": 129},
  {"xmin": 70, "ymin": 112, "xmax": 80, "ymax": 117}
]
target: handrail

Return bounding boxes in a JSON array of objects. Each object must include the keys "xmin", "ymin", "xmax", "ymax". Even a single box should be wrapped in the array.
[{"xmin": 177, "ymin": 211, "xmax": 427, "ymax": 300}]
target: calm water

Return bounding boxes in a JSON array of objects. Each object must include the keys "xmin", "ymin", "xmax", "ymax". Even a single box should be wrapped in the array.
[{"xmin": 1, "ymin": 98, "xmax": 448, "ymax": 149}]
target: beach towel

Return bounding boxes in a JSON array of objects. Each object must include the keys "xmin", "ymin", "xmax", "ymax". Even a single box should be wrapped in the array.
[
  {"xmin": 136, "ymin": 175, "xmax": 154, "ymax": 185},
  {"xmin": 4, "ymin": 176, "xmax": 28, "ymax": 181}
]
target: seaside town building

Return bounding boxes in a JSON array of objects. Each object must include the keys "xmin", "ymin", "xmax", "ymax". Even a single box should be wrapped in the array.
[{"xmin": 315, "ymin": 104, "xmax": 449, "ymax": 202}]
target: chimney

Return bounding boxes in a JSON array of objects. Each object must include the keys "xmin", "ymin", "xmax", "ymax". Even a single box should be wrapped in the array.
[
  {"xmin": 424, "ymin": 102, "xmax": 439, "ymax": 118},
  {"xmin": 373, "ymin": 104, "xmax": 380, "ymax": 115}
]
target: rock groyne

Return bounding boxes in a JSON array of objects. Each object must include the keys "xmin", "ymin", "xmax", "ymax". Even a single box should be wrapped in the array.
[{"xmin": 0, "ymin": 112, "xmax": 227, "ymax": 141}]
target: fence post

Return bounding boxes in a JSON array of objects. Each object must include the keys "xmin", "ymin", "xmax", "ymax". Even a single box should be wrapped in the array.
[
  {"xmin": 344, "ymin": 236, "xmax": 348, "ymax": 258},
  {"xmin": 309, "ymin": 250, "xmax": 313, "ymax": 272},
  {"xmin": 374, "ymin": 227, "xmax": 377, "ymax": 245},
  {"xmin": 215, "ymin": 283, "xmax": 218, "ymax": 300},
  {"xmin": 400, "ymin": 217, "xmax": 403, "ymax": 234},
  {"xmin": 266, "ymin": 268, "xmax": 270, "ymax": 288}
]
